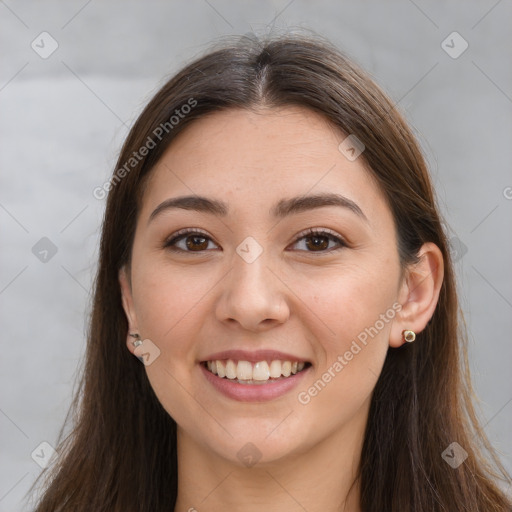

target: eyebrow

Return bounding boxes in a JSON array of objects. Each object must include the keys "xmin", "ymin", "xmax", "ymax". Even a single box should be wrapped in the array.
[{"xmin": 148, "ymin": 192, "xmax": 368, "ymax": 224}]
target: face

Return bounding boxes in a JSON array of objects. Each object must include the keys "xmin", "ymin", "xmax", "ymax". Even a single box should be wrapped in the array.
[{"xmin": 120, "ymin": 106, "xmax": 406, "ymax": 466}]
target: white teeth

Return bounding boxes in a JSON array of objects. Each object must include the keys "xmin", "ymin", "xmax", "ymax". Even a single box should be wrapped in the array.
[
  {"xmin": 253, "ymin": 361, "xmax": 270, "ymax": 381},
  {"xmin": 205, "ymin": 358, "xmax": 307, "ymax": 381},
  {"xmin": 225, "ymin": 359, "xmax": 237, "ymax": 379},
  {"xmin": 237, "ymin": 360, "xmax": 252, "ymax": 380},
  {"xmin": 216, "ymin": 360, "xmax": 225, "ymax": 378},
  {"xmin": 269, "ymin": 360, "xmax": 282, "ymax": 378}
]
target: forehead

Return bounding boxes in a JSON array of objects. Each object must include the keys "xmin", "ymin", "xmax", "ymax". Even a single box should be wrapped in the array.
[{"xmin": 140, "ymin": 107, "xmax": 388, "ymax": 224}]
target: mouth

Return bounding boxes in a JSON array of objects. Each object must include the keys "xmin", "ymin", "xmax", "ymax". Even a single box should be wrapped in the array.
[{"xmin": 202, "ymin": 359, "xmax": 311, "ymax": 385}]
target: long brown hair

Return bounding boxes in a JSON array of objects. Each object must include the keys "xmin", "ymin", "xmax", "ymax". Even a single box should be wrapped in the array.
[{"xmin": 32, "ymin": 32, "xmax": 511, "ymax": 511}]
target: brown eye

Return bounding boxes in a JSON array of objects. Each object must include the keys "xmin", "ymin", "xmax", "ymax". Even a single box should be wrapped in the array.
[
  {"xmin": 305, "ymin": 234, "xmax": 330, "ymax": 251},
  {"xmin": 290, "ymin": 229, "xmax": 346, "ymax": 253},
  {"xmin": 185, "ymin": 235, "xmax": 209, "ymax": 251},
  {"xmin": 164, "ymin": 228, "xmax": 345, "ymax": 254},
  {"xmin": 164, "ymin": 229, "xmax": 219, "ymax": 253}
]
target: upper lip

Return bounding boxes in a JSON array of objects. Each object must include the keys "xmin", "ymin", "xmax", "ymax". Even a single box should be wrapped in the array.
[{"xmin": 201, "ymin": 349, "xmax": 310, "ymax": 364}]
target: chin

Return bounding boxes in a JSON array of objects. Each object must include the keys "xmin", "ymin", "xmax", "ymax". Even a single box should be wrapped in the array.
[{"xmin": 193, "ymin": 416, "xmax": 312, "ymax": 468}]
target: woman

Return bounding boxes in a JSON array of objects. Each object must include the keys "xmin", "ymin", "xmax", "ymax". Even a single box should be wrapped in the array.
[{"xmin": 32, "ymin": 33, "xmax": 511, "ymax": 511}]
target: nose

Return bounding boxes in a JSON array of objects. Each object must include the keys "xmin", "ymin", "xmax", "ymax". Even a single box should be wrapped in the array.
[{"xmin": 215, "ymin": 249, "xmax": 290, "ymax": 332}]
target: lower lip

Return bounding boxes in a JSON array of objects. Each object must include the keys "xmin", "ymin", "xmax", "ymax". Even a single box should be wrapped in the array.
[{"xmin": 200, "ymin": 363, "xmax": 310, "ymax": 402}]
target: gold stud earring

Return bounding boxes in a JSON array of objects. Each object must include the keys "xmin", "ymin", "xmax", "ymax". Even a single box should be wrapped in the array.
[{"xmin": 402, "ymin": 330, "xmax": 416, "ymax": 343}]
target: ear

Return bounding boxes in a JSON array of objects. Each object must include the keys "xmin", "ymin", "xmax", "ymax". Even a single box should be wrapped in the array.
[
  {"xmin": 389, "ymin": 242, "xmax": 444, "ymax": 348},
  {"xmin": 119, "ymin": 266, "xmax": 139, "ymax": 354}
]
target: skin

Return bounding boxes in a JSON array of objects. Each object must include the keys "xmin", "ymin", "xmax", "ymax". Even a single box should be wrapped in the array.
[{"xmin": 119, "ymin": 106, "xmax": 444, "ymax": 512}]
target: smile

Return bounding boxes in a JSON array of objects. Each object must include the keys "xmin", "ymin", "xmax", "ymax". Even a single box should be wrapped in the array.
[
  {"xmin": 204, "ymin": 359, "xmax": 309, "ymax": 384},
  {"xmin": 200, "ymin": 353, "xmax": 312, "ymax": 401}
]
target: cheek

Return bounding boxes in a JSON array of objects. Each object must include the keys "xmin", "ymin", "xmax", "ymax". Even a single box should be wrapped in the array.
[
  {"xmin": 132, "ymin": 256, "xmax": 203, "ymax": 331},
  {"xmin": 130, "ymin": 265, "xmax": 212, "ymax": 420},
  {"xmin": 301, "ymin": 261, "xmax": 400, "ymax": 347},
  {"xmin": 130, "ymin": 260, "xmax": 214, "ymax": 371},
  {"xmin": 294, "ymin": 263, "xmax": 399, "ymax": 417}
]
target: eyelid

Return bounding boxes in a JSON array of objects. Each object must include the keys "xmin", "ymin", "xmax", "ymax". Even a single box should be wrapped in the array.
[
  {"xmin": 287, "ymin": 227, "xmax": 347, "ymax": 253},
  {"xmin": 292, "ymin": 227, "xmax": 345, "ymax": 243},
  {"xmin": 163, "ymin": 227, "xmax": 347, "ymax": 253},
  {"xmin": 163, "ymin": 227, "xmax": 219, "ymax": 250},
  {"xmin": 166, "ymin": 227, "xmax": 212, "ymax": 240}
]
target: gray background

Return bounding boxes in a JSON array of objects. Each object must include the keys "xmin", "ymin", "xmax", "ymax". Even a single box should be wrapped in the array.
[{"xmin": 1, "ymin": 1, "xmax": 511, "ymax": 510}]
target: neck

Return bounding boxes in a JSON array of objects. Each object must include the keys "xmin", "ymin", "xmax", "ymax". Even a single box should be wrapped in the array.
[{"xmin": 174, "ymin": 405, "xmax": 367, "ymax": 512}]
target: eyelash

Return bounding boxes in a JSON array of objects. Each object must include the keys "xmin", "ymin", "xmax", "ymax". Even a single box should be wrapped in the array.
[{"xmin": 162, "ymin": 227, "xmax": 347, "ymax": 255}]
